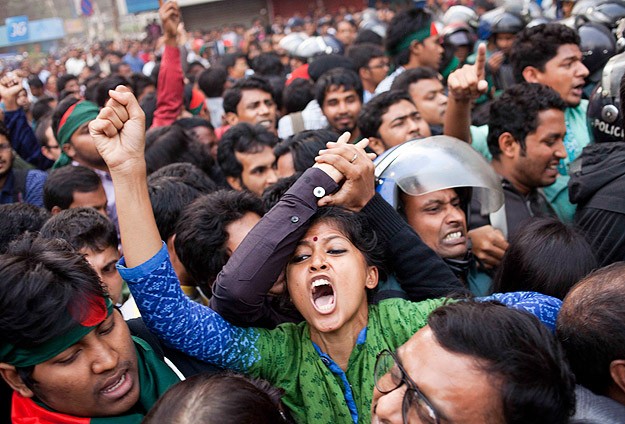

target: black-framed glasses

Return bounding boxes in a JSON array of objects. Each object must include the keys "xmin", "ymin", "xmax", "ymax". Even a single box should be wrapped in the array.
[
  {"xmin": 367, "ymin": 61, "xmax": 390, "ymax": 70},
  {"xmin": 374, "ymin": 349, "xmax": 439, "ymax": 424}
]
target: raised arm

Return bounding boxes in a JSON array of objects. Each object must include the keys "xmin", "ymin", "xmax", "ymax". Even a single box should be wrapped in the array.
[{"xmin": 443, "ymin": 43, "xmax": 488, "ymax": 143}]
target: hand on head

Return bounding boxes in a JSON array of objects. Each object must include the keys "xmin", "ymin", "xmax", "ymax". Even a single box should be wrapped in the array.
[{"xmin": 313, "ymin": 132, "xmax": 377, "ymax": 212}]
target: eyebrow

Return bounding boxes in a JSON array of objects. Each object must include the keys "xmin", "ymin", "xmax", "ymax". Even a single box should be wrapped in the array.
[{"xmin": 389, "ymin": 111, "xmax": 419, "ymax": 125}]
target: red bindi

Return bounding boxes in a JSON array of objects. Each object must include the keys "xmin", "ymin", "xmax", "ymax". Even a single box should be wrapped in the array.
[{"xmin": 313, "ymin": 236, "xmax": 318, "ymax": 242}]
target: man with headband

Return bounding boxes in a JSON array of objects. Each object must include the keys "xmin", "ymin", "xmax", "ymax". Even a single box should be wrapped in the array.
[
  {"xmin": 375, "ymin": 8, "xmax": 443, "ymax": 94},
  {"xmin": 51, "ymin": 96, "xmax": 118, "ymax": 223},
  {"xmin": 0, "ymin": 236, "xmax": 180, "ymax": 423}
]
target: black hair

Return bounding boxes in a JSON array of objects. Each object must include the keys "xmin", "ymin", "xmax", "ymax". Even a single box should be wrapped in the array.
[
  {"xmin": 198, "ymin": 66, "xmax": 228, "ymax": 98},
  {"xmin": 493, "ymin": 218, "xmax": 597, "ymax": 299},
  {"xmin": 174, "ymin": 117, "xmax": 214, "ymax": 131},
  {"xmin": 43, "ymin": 166, "xmax": 103, "ymax": 212},
  {"xmin": 148, "ymin": 176, "xmax": 205, "ymax": 241},
  {"xmin": 130, "ymin": 73, "xmax": 155, "ymax": 100},
  {"xmin": 39, "ymin": 207, "xmax": 118, "ymax": 253},
  {"xmin": 0, "ymin": 234, "xmax": 107, "ymax": 353},
  {"xmin": 148, "ymin": 162, "xmax": 218, "ymax": 193},
  {"xmin": 83, "ymin": 77, "xmax": 102, "ymax": 104},
  {"xmin": 95, "ymin": 75, "xmax": 132, "ymax": 107},
  {"xmin": 31, "ymin": 97, "xmax": 56, "ymax": 124},
  {"xmin": 346, "ymin": 43, "xmax": 385, "ymax": 71},
  {"xmin": 51, "ymin": 95, "xmax": 82, "ymax": 140},
  {"xmin": 283, "ymin": 78, "xmax": 314, "ymax": 114},
  {"xmin": 358, "ymin": 90, "xmax": 414, "ymax": 138},
  {"xmin": 429, "ymin": 301, "xmax": 576, "ymax": 424},
  {"xmin": 217, "ymin": 123, "xmax": 278, "ymax": 180},
  {"xmin": 385, "ymin": 8, "xmax": 433, "ymax": 66},
  {"xmin": 274, "ymin": 129, "xmax": 336, "ymax": 172},
  {"xmin": 56, "ymin": 74, "xmax": 78, "ymax": 94},
  {"xmin": 314, "ymin": 68, "xmax": 363, "ymax": 106},
  {"xmin": 251, "ymin": 53, "xmax": 285, "ymax": 77},
  {"xmin": 221, "ymin": 52, "xmax": 247, "ymax": 71},
  {"xmin": 261, "ymin": 174, "xmax": 300, "ymax": 211},
  {"xmin": 354, "ymin": 29, "xmax": 384, "ymax": 46},
  {"xmin": 0, "ymin": 204, "xmax": 50, "ymax": 253},
  {"xmin": 28, "ymin": 75, "xmax": 44, "ymax": 89},
  {"xmin": 144, "ymin": 125, "xmax": 216, "ymax": 176},
  {"xmin": 487, "ymin": 83, "xmax": 566, "ymax": 159},
  {"xmin": 390, "ymin": 66, "xmax": 440, "ymax": 91},
  {"xmin": 34, "ymin": 112, "xmax": 53, "ymax": 148},
  {"xmin": 510, "ymin": 23, "xmax": 581, "ymax": 84},
  {"xmin": 140, "ymin": 91, "xmax": 157, "ymax": 130},
  {"xmin": 305, "ymin": 207, "xmax": 385, "ymax": 274},
  {"xmin": 174, "ymin": 190, "xmax": 265, "ymax": 292},
  {"xmin": 557, "ymin": 263, "xmax": 625, "ymax": 396},
  {"xmin": 223, "ymin": 76, "xmax": 274, "ymax": 115},
  {"xmin": 143, "ymin": 372, "xmax": 291, "ymax": 424},
  {"xmin": 0, "ymin": 122, "xmax": 9, "ymax": 141}
]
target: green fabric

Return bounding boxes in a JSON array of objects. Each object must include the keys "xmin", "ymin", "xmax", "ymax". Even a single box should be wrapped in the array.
[
  {"xmin": 53, "ymin": 101, "xmax": 99, "ymax": 169},
  {"xmin": 389, "ymin": 25, "xmax": 433, "ymax": 56},
  {"xmin": 24, "ymin": 337, "xmax": 180, "ymax": 424},
  {"xmin": 441, "ymin": 55, "xmax": 460, "ymax": 80},
  {"xmin": 247, "ymin": 297, "xmax": 448, "ymax": 424},
  {"xmin": 0, "ymin": 299, "xmax": 113, "ymax": 368},
  {"xmin": 468, "ymin": 101, "xmax": 591, "ymax": 222}
]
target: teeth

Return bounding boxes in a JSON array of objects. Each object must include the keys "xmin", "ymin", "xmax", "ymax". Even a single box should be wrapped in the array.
[
  {"xmin": 317, "ymin": 303, "xmax": 334, "ymax": 311},
  {"xmin": 312, "ymin": 279, "xmax": 331, "ymax": 288},
  {"xmin": 102, "ymin": 373, "xmax": 125, "ymax": 393},
  {"xmin": 444, "ymin": 231, "xmax": 462, "ymax": 240}
]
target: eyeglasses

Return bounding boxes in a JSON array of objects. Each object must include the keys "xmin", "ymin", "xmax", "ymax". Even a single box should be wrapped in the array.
[
  {"xmin": 46, "ymin": 144, "xmax": 60, "ymax": 150},
  {"xmin": 374, "ymin": 349, "xmax": 439, "ymax": 424},
  {"xmin": 0, "ymin": 144, "xmax": 11, "ymax": 152},
  {"xmin": 367, "ymin": 61, "xmax": 390, "ymax": 70}
]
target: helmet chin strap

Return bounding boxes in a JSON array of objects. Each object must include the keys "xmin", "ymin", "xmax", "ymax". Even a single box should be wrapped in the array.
[{"xmin": 443, "ymin": 253, "xmax": 473, "ymax": 282}]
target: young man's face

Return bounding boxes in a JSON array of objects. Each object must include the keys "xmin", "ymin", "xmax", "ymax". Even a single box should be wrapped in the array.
[
  {"xmin": 82, "ymin": 245, "xmax": 123, "ymax": 305},
  {"xmin": 371, "ymin": 326, "xmax": 503, "ymax": 424},
  {"xmin": 230, "ymin": 89, "xmax": 277, "ymax": 134},
  {"xmin": 231, "ymin": 145, "xmax": 278, "ymax": 196},
  {"xmin": 336, "ymin": 21, "xmax": 357, "ymax": 47},
  {"xmin": 511, "ymin": 108, "xmax": 567, "ymax": 193},
  {"xmin": 400, "ymin": 188, "xmax": 468, "ymax": 260},
  {"xmin": 230, "ymin": 58, "xmax": 249, "ymax": 80},
  {"xmin": 529, "ymin": 44, "xmax": 589, "ymax": 107},
  {"xmin": 25, "ymin": 310, "xmax": 140, "ymax": 417},
  {"xmin": 321, "ymin": 86, "xmax": 362, "ymax": 134},
  {"xmin": 0, "ymin": 135, "xmax": 14, "ymax": 181},
  {"xmin": 416, "ymin": 35, "xmax": 444, "ymax": 69},
  {"xmin": 408, "ymin": 78, "xmax": 448, "ymax": 126},
  {"xmin": 68, "ymin": 184, "xmax": 108, "ymax": 216},
  {"xmin": 374, "ymin": 99, "xmax": 429, "ymax": 153},
  {"xmin": 65, "ymin": 123, "xmax": 107, "ymax": 169},
  {"xmin": 363, "ymin": 56, "xmax": 390, "ymax": 89},
  {"xmin": 494, "ymin": 33, "xmax": 516, "ymax": 55}
]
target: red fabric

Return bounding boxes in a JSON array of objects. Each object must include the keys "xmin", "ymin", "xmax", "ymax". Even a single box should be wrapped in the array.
[
  {"xmin": 215, "ymin": 124, "xmax": 231, "ymax": 140},
  {"xmin": 285, "ymin": 64, "xmax": 310, "ymax": 86},
  {"xmin": 58, "ymin": 102, "xmax": 80, "ymax": 132},
  {"xmin": 12, "ymin": 392, "xmax": 90, "ymax": 424},
  {"xmin": 152, "ymin": 45, "xmax": 184, "ymax": 128}
]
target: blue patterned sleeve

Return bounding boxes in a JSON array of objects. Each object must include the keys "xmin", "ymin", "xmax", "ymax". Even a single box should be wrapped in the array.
[
  {"xmin": 117, "ymin": 243, "xmax": 262, "ymax": 371},
  {"xmin": 478, "ymin": 291, "xmax": 562, "ymax": 332}
]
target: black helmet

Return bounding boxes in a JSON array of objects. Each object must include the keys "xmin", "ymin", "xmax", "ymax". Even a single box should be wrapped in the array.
[
  {"xmin": 490, "ymin": 11, "xmax": 527, "ymax": 35},
  {"xmin": 578, "ymin": 21, "xmax": 617, "ymax": 82},
  {"xmin": 587, "ymin": 51, "xmax": 625, "ymax": 142},
  {"xmin": 442, "ymin": 22, "xmax": 477, "ymax": 48},
  {"xmin": 575, "ymin": 0, "xmax": 625, "ymax": 29}
]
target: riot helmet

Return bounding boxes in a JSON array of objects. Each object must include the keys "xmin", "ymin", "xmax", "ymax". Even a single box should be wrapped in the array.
[
  {"xmin": 587, "ymin": 50, "xmax": 625, "ymax": 142},
  {"xmin": 443, "ymin": 5, "xmax": 479, "ymax": 29}
]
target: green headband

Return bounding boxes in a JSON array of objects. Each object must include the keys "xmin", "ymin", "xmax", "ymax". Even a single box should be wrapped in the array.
[
  {"xmin": 0, "ymin": 297, "xmax": 113, "ymax": 368},
  {"xmin": 389, "ymin": 21, "xmax": 437, "ymax": 56},
  {"xmin": 53, "ymin": 100, "xmax": 100, "ymax": 169}
]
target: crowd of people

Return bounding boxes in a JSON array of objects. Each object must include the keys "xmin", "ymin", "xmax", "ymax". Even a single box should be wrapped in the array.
[{"xmin": 1, "ymin": 0, "xmax": 625, "ymax": 422}]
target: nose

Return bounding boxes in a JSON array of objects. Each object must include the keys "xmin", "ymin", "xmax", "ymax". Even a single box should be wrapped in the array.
[
  {"xmin": 446, "ymin": 204, "xmax": 466, "ymax": 225},
  {"xmin": 91, "ymin": 338, "xmax": 119, "ymax": 374},
  {"xmin": 554, "ymin": 139, "xmax": 567, "ymax": 159},
  {"xmin": 265, "ymin": 167, "xmax": 278, "ymax": 186},
  {"xmin": 577, "ymin": 61, "xmax": 589, "ymax": 78},
  {"xmin": 258, "ymin": 102, "xmax": 270, "ymax": 116},
  {"xmin": 372, "ymin": 387, "xmax": 405, "ymax": 424},
  {"xmin": 309, "ymin": 252, "xmax": 328, "ymax": 271}
]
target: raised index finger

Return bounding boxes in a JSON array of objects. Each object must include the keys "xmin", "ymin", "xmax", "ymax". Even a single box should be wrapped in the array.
[{"xmin": 475, "ymin": 43, "xmax": 487, "ymax": 81}]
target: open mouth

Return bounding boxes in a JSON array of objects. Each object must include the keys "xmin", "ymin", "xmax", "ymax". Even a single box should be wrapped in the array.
[
  {"xmin": 100, "ymin": 370, "xmax": 133, "ymax": 400},
  {"xmin": 443, "ymin": 231, "xmax": 463, "ymax": 241},
  {"xmin": 257, "ymin": 120, "xmax": 273, "ymax": 128},
  {"xmin": 311, "ymin": 278, "xmax": 336, "ymax": 314}
]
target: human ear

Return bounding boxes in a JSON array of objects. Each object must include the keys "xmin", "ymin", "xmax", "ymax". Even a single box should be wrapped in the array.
[
  {"xmin": 365, "ymin": 266, "xmax": 379, "ymax": 290},
  {"xmin": 610, "ymin": 359, "xmax": 625, "ymax": 396},
  {"xmin": 0, "ymin": 363, "xmax": 34, "ymax": 398},
  {"xmin": 62, "ymin": 142, "xmax": 76, "ymax": 159},
  {"xmin": 498, "ymin": 132, "xmax": 518, "ymax": 159},
  {"xmin": 367, "ymin": 137, "xmax": 386, "ymax": 156},
  {"xmin": 226, "ymin": 176, "xmax": 243, "ymax": 191},
  {"xmin": 521, "ymin": 66, "xmax": 541, "ymax": 84}
]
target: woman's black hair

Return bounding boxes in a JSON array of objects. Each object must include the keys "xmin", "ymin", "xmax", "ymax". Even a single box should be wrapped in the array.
[{"xmin": 492, "ymin": 218, "xmax": 597, "ymax": 299}]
